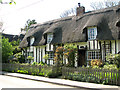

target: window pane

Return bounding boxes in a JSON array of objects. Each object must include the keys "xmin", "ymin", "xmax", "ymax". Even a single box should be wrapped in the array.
[
  {"xmin": 88, "ymin": 27, "xmax": 97, "ymax": 40},
  {"xmin": 87, "ymin": 50, "xmax": 100, "ymax": 60}
]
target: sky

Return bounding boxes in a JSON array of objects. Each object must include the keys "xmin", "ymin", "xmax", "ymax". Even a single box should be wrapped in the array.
[{"xmin": 0, "ymin": 0, "xmax": 117, "ymax": 35}]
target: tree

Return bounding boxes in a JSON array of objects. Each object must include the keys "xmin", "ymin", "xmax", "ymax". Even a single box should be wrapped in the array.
[
  {"xmin": 10, "ymin": 39, "xmax": 20, "ymax": 46},
  {"xmin": 22, "ymin": 19, "xmax": 37, "ymax": 31},
  {"xmin": 0, "ymin": 0, "xmax": 16, "ymax": 4},
  {"xmin": 60, "ymin": 7, "xmax": 76, "ymax": 18},
  {"xmin": 90, "ymin": 0, "xmax": 120, "ymax": 10},
  {"xmin": 2, "ymin": 36, "xmax": 13, "ymax": 63}
]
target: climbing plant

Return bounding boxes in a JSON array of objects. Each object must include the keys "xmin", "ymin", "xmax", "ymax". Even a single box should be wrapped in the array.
[
  {"xmin": 54, "ymin": 44, "xmax": 77, "ymax": 67},
  {"xmin": 64, "ymin": 44, "xmax": 77, "ymax": 67},
  {"xmin": 54, "ymin": 46, "xmax": 64, "ymax": 66}
]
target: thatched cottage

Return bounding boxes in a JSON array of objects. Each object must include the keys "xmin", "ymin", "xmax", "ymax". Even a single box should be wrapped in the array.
[{"xmin": 19, "ymin": 4, "xmax": 120, "ymax": 66}]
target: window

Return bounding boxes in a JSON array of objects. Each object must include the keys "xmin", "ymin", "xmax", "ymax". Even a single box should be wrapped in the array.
[
  {"xmin": 88, "ymin": 27, "xmax": 97, "ymax": 40},
  {"xmin": 30, "ymin": 37, "xmax": 35, "ymax": 45},
  {"xmin": 102, "ymin": 43, "xmax": 110, "ymax": 61},
  {"xmin": 47, "ymin": 33, "xmax": 53, "ymax": 43},
  {"xmin": 105, "ymin": 44, "xmax": 110, "ymax": 54},
  {"xmin": 27, "ymin": 52, "xmax": 33, "ymax": 57},
  {"xmin": 47, "ymin": 52, "xmax": 54, "ymax": 59},
  {"xmin": 87, "ymin": 50, "xmax": 101, "ymax": 60}
]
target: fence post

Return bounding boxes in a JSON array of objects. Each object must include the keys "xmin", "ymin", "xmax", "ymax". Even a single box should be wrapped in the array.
[{"xmin": 118, "ymin": 69, "xmax": 120, "ymax": 86}]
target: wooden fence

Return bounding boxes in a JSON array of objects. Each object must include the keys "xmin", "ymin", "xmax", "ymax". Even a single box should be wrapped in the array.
[
  {"xmin": 62, "ymin": 67, "xmax": 120, "ymax": 86},
  {"xmin": 2, "ymin": 63, "xmax": 120, "ymax": 85}
]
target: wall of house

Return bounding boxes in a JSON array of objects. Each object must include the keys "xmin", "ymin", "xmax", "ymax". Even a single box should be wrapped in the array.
[
  {"xmin": 23, "ymin": 40, "xmax": 120, "ymax": 66},
  {"xmin": 46, "ymin": 44, "xmax": 54, "ymax": 65},
  {"xmin": 42, "ymin": 47, "xmax": 46, "ymax": 63},
  {"xmin": 34, "ymin": 47, "xmax": 36, "ymax": 62},
  {"xmin": 99, "ymin": 40, "xmax": 120, "ymax": 61},
  {"xmin": 111, "ymin": 40, "xmax": 120, "ymax": 54},
  {"xmin": 25, "ymin": 46, "xmax": 34, "ymax": 63},
  {"xmin": 87, "ymin": 40, "xmax": 100, "ymax": 50},
  {"xmin": 117, "ymin": 40, "xmax": 120, "ymax": 53},
  {"xmin": 34, "ymin": 46, "xmax": 46, "ymax": 63}
]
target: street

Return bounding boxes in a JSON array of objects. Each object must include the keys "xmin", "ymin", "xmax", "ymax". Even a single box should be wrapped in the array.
[{"xmin": 0, "ymin": 75, "xmax": 88, "ymax": 89}]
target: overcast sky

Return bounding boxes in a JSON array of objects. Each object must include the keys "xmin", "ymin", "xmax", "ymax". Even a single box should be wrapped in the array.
[{"xmin": 0, "ymin": 0, "xmax": 117, "ymax": 35}]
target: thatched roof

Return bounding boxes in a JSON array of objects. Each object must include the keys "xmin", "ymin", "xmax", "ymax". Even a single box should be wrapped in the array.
[
  {"xmin": 2, "ymin": 33, "xmax": 19, "ymax": 42},
  {"xmin": 19, "ymin": 5, "xmax": 120, "ymax": 48}
]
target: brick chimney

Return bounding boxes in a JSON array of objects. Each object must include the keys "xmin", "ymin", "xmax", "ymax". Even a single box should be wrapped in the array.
[{"xmin": 76, "ymin": 3, "xmax": 85, "ymax": 16}]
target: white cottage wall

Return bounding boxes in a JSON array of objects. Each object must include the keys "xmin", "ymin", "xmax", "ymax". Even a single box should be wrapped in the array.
[
  {"xmin": 34, "ymin": 47, "xmax": 36, "ymax": 62},
  {"xmin": 117, "ymin": 40, "xmax": 120, "ymax": 53},
  {"xmin": 111, "ymin": 40, "xmax": 116, "ymax": 54}
]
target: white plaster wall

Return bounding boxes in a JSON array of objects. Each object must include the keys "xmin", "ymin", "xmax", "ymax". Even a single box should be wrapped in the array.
[
  {"xmin": 90, "ymin": 41, "xmax": 93, "ymax": 49},
  {"xmin": 40, "ymin": 48, "xmax": 41, "ymax": 62},
  {"xmin": 46, "ymin": 44, "xmax": 53, "ymax": 51},
  {"xmin": 30, "ymin": 46, "xmax": 33, "ymax": 52},
  {"xmin": 42, "ymin": 47, "xmax": 45, "ymax": 63},
  {"xmin": 51, "ymin": 45, "xmax": 53, "ymax": 51},
  {"xmin": 46, "ymin": 44, "xmax": 49, "ymax": 51},
  {"xmin": 50, "ymin": 60, "xmax": 53, "ymax": 65},
  {"xmin": 117, "ymin": 40, "xmax": 120, "ymax": 53},
  {"xmin": 34, "ymin": 47, "xmax": 36, "ymax": 62},
  {"xmin": 37, "ymin": 47, "xmax": 39, "ymax": 63},
  {"xmin": 118, "ymin": 40, "xmax": 120, "ymax": 53},
  {"xmin": 75, "ymin": 53, "xmax": 78, "ymax": 67},
  {"xmin": 111, "ymin": 40, "xmax": 115, "ymax": 54},
  {"xmin": 47, "ymin": 60, "xmax": 49, "ymax": 64}
]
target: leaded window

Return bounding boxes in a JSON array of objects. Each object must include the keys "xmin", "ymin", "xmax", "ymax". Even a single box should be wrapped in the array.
[
  {"xmin": 87, "ymin": 50, "xmax": 101, "ymax": 61},
  {"xmin": 47, "ymin": 33, "xmax": 53, "ymax": 43},
  {"xmin": 88, "ymin": 27, "xmax": 97, "ymax": 40},
  {"xmin": 47, "ymin": 52, "xmax": 54, "ymax": 59}
]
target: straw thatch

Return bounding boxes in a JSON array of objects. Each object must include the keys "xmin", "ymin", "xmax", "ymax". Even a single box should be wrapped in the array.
[{"xmin": 19, "ymin": 5, "xmax": 120, "ymax": 48}]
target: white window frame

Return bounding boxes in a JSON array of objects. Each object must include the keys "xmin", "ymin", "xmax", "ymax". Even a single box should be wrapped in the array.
[
  {"xmin": 88, "ymin": 27, "xmax": 97, "ymax": 40},
  {"xmin": 47, "ymin": 33, "xmax": 53, "ymax": 44},
  {"xmin": 87, "ymin": 50, "xmax": 101, "ymax": 61},
  {"xmin": 30, "ymin": 37, "xmax": 35, "ymax": 45},
  {"xmin": 47, "ymin": 52, "xmax": 54, "ymax": 60},
  {"xmin": 102, "ymin": 43, "xmax": 110, "ymax": 61},
  {"xmin": 27, "ymin": 52, "xmax": 34, "ymax": 57}
]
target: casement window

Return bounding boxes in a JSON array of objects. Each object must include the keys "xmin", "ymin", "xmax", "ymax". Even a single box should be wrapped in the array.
[
  {"xmin": 47, "ymin": 33, "xmax": 53, "ymax": 43},
  {"xmin": 102, "ymin": 43, "xmax": 111, "ymax": 61},
  {"xmin": 88, "ymin": 27, "xmax": 97, "ymax": 40},
  {"xmin": 104, "ymin": 44, "xmax": 110, "ymax": 54},
  {"xmin": 87, "ymin": 50, "xmax": 101, "ymax": 61},
  {"xmin": 30, "ymin": 37, "xmax": 35, "ymax": 45},
  {"xmin": 27, "ymin": 52, "xmax": 34, "ymax": 57},
  {"xmin": 47, "ymin": 52, "xmax": 54, "ymax": 59}
]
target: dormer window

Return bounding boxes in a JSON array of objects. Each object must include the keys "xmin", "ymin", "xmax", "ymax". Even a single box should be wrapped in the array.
[
  {"xmin": 30, "ymin": 37, "xmax": 35, "ymax": 45},
  {"xmin": 88, "ymin": 27, "xmax": 97, "ymax": 40},
  {"xmin": 47, "ymin": 33, "xmax": 53, "ymax": 43}
]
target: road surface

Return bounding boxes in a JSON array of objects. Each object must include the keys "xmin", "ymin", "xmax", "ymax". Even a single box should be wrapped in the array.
[{"xmin": 0, "ymin": 75, "xmax": 89, "ymax": 89}]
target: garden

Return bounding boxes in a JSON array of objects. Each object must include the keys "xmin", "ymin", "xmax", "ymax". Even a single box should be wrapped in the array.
[{"xmin": 1, "ymin": 37, "xmax": 120, "ymax": 86}]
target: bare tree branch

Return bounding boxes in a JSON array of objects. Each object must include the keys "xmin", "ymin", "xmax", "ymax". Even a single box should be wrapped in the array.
[
  {"xmin": 90, "ymin": 0, "xmax": 119, "ymax": 10},
  {"xmin": 60, "ymin": 7, "xmax": 76, "ymax": 18}
]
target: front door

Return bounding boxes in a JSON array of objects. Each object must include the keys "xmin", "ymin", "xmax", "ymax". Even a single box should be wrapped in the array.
[{"xmin": 78, "ymin": 50, "xmax": 86, "ymax": 67}]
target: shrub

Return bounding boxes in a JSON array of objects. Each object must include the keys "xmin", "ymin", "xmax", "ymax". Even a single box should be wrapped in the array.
[
  {"xmin": 103, "ymin": 64, "xmax": 118, "ymax": 70},
  {"xmin": 13, "ymin": 52, "xmax": 25, "ymax": 63},
  {"xmin": 43, "ymin": 54, "xmax": 49, "ymax": 63},
  {"xmin": 106, "ymin": 53, "xmax": 120, "ymax": 68},
  {"xmin": 32, "ymin": 62, "xmax": 38, "ymax": 65},
  {"xmin": 27, "ymin": 56, "xmax": 34, "ymax": 64}
]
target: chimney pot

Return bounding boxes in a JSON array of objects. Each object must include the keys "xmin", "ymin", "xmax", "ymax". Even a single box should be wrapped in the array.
[{"xmin": 78, "ymin": 3, "xmax": 80, "ymax": 7}]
